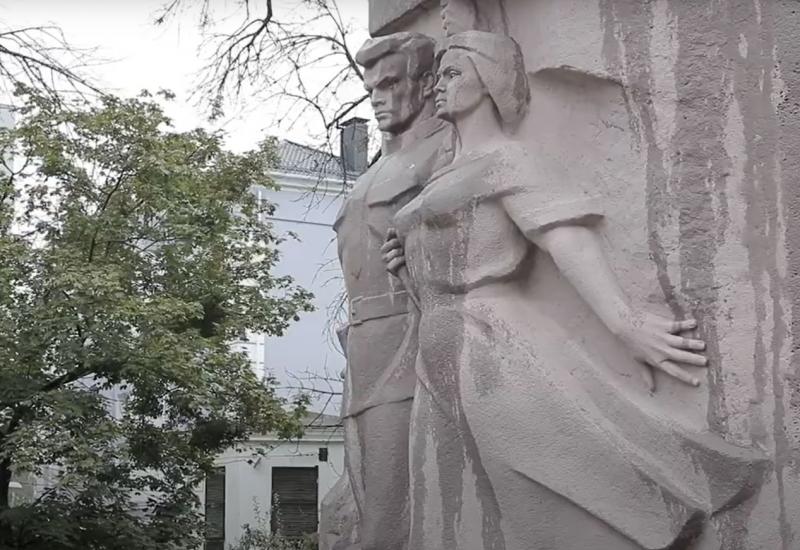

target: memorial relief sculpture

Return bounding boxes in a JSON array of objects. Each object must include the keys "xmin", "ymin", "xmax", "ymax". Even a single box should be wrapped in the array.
[
  {"xmin": 439, "ymin": 0, "xmax": 508, "ymax": 36},
  {"xmin": 331, "ymin": 31, "xmax": 453, "ymax": 550},
  {"xmin": 381, "ymin": 30, "xmax": 768, "ymax": 550}
]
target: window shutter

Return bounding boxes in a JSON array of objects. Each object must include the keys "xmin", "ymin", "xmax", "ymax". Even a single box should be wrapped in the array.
[
  {"xmin": 271, "ymin": 467, "xmax": 319, "ymax": 538},
  {"xmin": 204, "ymin": 467, "xmax": 226, "ymax": 550}
]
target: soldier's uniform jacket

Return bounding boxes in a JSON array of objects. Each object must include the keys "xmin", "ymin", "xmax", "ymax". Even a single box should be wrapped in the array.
[{"xmin": 335, "ymin": 116, "xmax": 452, "ymax": 418}]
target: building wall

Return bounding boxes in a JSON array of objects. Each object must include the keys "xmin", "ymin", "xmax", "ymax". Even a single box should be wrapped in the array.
[
  {"xmin": 368, "ymin": 1, "xmax": 800, "ymax": 548},
  {"xmin": 204, "ymin": 428, "xmax": 345, "ymax": 548},
  {"xmin": 207, "ymin": 171, "xmax": 348, "ymax": 549},
  {"xmin": 246, "ymin": 174, "xmax": 346, "ymax": 414},
  {"xmin": 214, "ymin": 163, "xmax": 351, "ymax": 548}
]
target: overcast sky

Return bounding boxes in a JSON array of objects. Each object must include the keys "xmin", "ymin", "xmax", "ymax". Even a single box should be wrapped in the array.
[{"xmin": 3, "ymin": 0, "xmax": 371, "ymax": 152}]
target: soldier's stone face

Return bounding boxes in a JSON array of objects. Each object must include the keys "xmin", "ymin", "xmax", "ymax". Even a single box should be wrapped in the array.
[
  {"xmin": 364, "ymin": 52, "xmax": 427, "ymax": 134},
  {"xmin": 434, "ymin": 50, "xmax": 487, "ymax": 122}
]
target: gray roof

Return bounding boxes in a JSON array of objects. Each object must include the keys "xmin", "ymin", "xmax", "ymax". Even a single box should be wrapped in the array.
[
  {"xmin": 277, "ymin": 140, "xmax": 347, "ymax": 181},
  {"xmin": 304, "ymin": 411, "xmax": 342, "ymax": 428}
]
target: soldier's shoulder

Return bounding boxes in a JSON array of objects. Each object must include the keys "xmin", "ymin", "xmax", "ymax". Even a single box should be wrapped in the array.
[{"xmin": 351, "ymin": 160, "xmax": 383, "ymax": 188}]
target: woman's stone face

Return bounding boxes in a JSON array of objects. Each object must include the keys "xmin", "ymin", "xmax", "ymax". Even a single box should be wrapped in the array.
[{"xmin": 434, "ymin": 50, "xmax": 487, "ymax": 122}]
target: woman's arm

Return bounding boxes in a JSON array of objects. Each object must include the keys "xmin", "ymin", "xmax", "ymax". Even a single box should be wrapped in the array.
[{"xmin": 533, "ymin": 224, "xmax": 707, "ymax": 391}]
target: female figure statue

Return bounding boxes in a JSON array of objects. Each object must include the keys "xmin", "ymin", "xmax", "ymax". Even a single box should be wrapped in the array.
[{"xmin": 383, "ymin": 31, "xmax": 766, "ymax": 550}]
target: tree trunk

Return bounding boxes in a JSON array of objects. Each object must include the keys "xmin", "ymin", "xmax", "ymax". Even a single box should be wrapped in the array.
[
  {"xmin": 0, "ymin": 412, "xmax": 23, "ymax": 510},
  {"xmin": 0, "ymin": 459, "xmax": 11, "ymax": 510}
]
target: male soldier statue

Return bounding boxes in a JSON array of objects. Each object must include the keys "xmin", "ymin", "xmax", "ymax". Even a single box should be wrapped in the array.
[{"xmin": 333, "ymin": 33, "xmax": 451, "ymax": 550}]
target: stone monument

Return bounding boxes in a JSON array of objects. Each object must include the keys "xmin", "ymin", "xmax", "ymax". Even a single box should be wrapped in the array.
[
  {"xmin": 330, "ymin": 31, "xmax": 452, "ymax": 550},
  {"xmin": 382, "ymin": 29, "xmax": 767, "ymax": 549},
  {"xmin": 339, "ymin": 0, "xmax": 799, "ymax": 548}
]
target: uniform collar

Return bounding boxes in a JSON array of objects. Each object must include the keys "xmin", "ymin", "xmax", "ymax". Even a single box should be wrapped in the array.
[{"xmin": 383, "ymin": 115, "xmax": 447, "ymax": 156}]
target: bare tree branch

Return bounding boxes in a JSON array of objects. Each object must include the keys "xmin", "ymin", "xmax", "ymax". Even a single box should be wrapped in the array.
[
  {"xmin": 0, "ymin": 23, "xmax": 102, "ymax": 103},
  {"xmin": 156, "ymin": 0, "xmax": 369, "ymax": 146},
  {"xmin": 286, "ymin": 364, "xmax": 343, "ymax": 419},
  {"xmin": 156, "ymin": 1, "xmax": 363, "ymax": 417}
]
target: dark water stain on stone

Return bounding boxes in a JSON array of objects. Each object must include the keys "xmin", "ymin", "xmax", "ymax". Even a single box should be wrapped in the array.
[
  {"xmin": 599, "ymin": 0, "xmax": 794, "ymax": 545},
  {"xmin": 601, "ymin": 0, "xmax": 734, "ymax": 433},
  {"xmin": 599, "ymin": 0, "xmax": 688, "ymax": 319},
  {"xmin": 599, "ymin": 1, "xmax": 643, "ymax": 147},
  {"xmin": 462, "ymin": 404, "xmax": 506, "ymax": 550},
  {"xmin": 668, "ymin": 0, "xmax": 734, "ymax": 444},
  {"xmin": 412, "ymin": 208, "xmax": 506, "ymax": 550},
  {"xmin": 419, "ymin": 307, "xmax": 505, "ymax": 550},
  {"xmin": 428, "ymin": 310, "xmax": 467, "ymax": 549},
  {"xmin": 683, "ymin": 430, "xmax": 773, "ymax": 550},
  {"xmin": 726, "ymin": 0, "xmax": 793, "ymax": 547},
  {"xmin": 409, "ymin": 400, "xmax": 428, "ymax": 550},
  {"xmin": 416, "ymin": 222, "xmax": 469, "ymax": 549},
  {"xmin": 727, "ymin": 0, "xmax": 776, "ymax": 450},
  {"xmin": 774, "ymin": 0, "xmax": 800, "ymax": 475}
]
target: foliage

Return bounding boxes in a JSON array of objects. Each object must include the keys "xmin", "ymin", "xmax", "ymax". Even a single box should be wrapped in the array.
[
  {"xmin": 229, "ymin": 505, "xmax": 318, "ymax": 550},
  {"xmin": 157, "ymin": 0, "xmax": 364, "ymax": 405},
  {"xmin": 231, "ymin": 528, "xmax": 318, "ymax": 550},
  {"xmin": 0, "ymin": 87, "xmax": 313, "ymax": 549}
]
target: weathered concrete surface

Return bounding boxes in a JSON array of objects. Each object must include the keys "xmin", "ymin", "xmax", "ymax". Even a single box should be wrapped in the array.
[
  {"xmin": 370, "ymin": 0, "xmax": 800, "ymax": 548},
  {"xmin": 368, "ymin": 0, "xmax": 433, "ymax": 36},
  {"xmin": 319, "ymin": 474, "xmax": 359, "ymax": 550}
]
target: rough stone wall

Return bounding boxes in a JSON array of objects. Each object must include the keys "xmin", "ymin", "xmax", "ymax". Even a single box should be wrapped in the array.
[
  {"xmin": 368, "ymin": 0, "xmax": 431, "ymax": 35},
  {"xmin": 369, "ymin": 1, "xmax": 800, "ymax": 548}
]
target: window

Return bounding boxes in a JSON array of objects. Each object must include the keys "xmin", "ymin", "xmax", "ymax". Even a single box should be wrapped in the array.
[
  {"xmin": 271, "ymin": 467, "xmax": 319, "ymax": 538},
  {"xmin": 204, "ymin": 467, "xmax": 226, "ymax": 550}
]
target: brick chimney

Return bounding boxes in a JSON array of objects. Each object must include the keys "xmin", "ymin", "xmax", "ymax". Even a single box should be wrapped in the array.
[{"xmin": 339, "ymin": 117, "xmax": 369, "ymax": 178}]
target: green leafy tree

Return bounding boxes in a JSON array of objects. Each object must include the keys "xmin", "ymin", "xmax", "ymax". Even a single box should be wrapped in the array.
[
  {"xmin": 0, "ymin": 87, "xmax": 313, "ymax": 549},
  {"xmin": 228, "ymin": 504, "xmax": 318, "ymax": 550}
]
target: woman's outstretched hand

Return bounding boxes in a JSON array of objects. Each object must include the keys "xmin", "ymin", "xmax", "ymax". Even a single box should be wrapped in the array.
[
  {"xmin": 617, "ymin": 313, "xmax": 708, "ymax": 392},
  {"xmin": 381, "ymin": 229, "xmax": 406, "ymax": 275}
]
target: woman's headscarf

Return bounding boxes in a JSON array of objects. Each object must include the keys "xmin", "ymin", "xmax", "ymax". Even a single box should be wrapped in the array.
[{"xmin": 442, "ymin": 31, "xmax": 530, "ymax": 130}]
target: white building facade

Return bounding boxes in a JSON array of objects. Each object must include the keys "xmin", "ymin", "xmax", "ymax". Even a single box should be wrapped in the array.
[
  {"xmin": 202, "ymin": 416, "xmax": 345, "ymax": 550},
  {"xmin": 205, "ymin": 124, "xmax": 368, "ymax": 549},
  {"xmin": 240, "ymin": 141, "xmax": 350, "ymax": 411}
]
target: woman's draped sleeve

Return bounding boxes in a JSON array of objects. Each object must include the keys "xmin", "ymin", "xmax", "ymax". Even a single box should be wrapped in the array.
[{"xmin": 494, "ymin": 146, "xmax": 604, "ymax": 238}]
